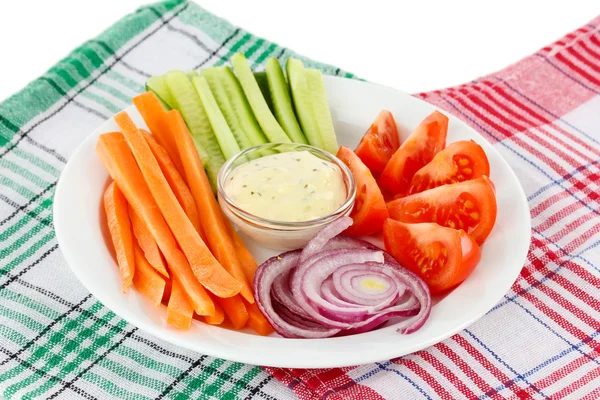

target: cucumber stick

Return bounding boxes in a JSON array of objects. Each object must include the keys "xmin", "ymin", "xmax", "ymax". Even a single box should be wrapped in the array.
[
  {"xmin": 165, "ymin": 70, "xmax": 224, "ymax": 191},
  {"xmin": 266, "ymin": 58, "xmax": 307, "ymax": 144},
  {"xmin": 146, "ymin": 76, "xmax": 173, "ymax": 110},
  {"xmin": 231, "ymin": 53, "xmax": 290, "ymax": 143},
  {"xmin": 200, "ymin": 68, "xmax": 252, "ymax": 152},
  {"xmin": 286, "ymin": 58, "xmax": 323, "ymax": 149},
  {"xmin": 219, "ymin": 66, "xmax": 268, "ymax": 146},
  {"xmin": 193, "ymin": 76, "xmax": 241, "ymax": 160},
  {"xmin": 305, "ymin": 68, "xmax": 338, "ymax": 154},
  {"xmin": 253, "ymin": 71, "xmax": 274, "ymax": 113}
]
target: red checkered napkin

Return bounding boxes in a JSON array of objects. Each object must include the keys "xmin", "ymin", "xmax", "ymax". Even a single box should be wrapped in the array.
[{"xmin": 265, "ymin": 16, "xmax": 600, "ymax": 400}]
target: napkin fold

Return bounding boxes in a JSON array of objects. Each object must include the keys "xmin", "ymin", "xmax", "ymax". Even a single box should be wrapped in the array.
[{"xmin": 0, "ymin": 1, "xmax": 599, "ymax": 398}]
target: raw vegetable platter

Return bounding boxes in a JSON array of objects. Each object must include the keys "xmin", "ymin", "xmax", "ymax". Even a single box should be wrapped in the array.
[{"xmin": 54, "ymin": 57, "xmax": 531, "ymax": 368}]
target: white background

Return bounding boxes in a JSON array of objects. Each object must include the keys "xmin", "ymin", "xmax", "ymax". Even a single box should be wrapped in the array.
[{"xmin": 1, "ymin": 1, "xmax": 599, "ymax": 102}]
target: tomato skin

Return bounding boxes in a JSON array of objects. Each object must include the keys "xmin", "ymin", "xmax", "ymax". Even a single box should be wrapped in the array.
[
  {"xmin": 383, "ymin": 219, "xmax": 481, "ymax": 294},
  {"xmin": 387, "ymin": 176, "xmax": 497, "ymax": 245},
  {"xmin": 408, "ymin": 140, "xmax": 490, "ymax": 195},
  {"xmin": 336, "ymin": 146, "xmax": 389, "ymax": 236},
  {"xmin": 380, "ymin": 111, "xmax": 448, "ymax": 196},
  {"xmin": 354, "ymin": 110, "xmax": 400, "ymax": 173}
]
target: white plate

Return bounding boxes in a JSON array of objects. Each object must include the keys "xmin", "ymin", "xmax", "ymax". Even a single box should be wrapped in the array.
[{"xmin": 54, "ymin": 76, "xmax": 531, "ymax": 368}]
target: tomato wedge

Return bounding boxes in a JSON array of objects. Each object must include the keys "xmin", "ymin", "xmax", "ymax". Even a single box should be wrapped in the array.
[
  {"xmin": 383, "ymin": 219, "xmax": 481, "ymax": 294},
  {"xmin": 408, "ymin": 140, "xmax": 490, "ymax": 194},
  {"xmin": 354, "ymin": 110, "xmax": 400, "ymax": 173},
  {"xmin": 387, "ymin": 176, "xmax": 497, "ymax": 245},
  {"xmin": 379, "ymin": 111, "xmax": 448, "ymax": 195},
  {"xmin": 336, "ymin": 146, "xmax": 388, "ymax": 236}
]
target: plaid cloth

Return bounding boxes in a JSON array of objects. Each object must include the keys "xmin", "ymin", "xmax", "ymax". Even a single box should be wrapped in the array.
[{"xmin": 0, "ymin": 0, "xmax": 598, "ymax": 397}]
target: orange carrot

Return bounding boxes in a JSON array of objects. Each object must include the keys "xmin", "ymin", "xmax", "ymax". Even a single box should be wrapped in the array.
[
  {"xmin": 217, "ymin": 295, "xmax": 249, "ymax": 330},
  {"xmin": 226, "ymin": 222, "xmax": 258, "ymax": 285},
  {"xmin": 141, "ymin": 131, "xmax": 204, "ymax": 240},
  {"xmin": 245, "ymin": 300, "xmax": 274, "ymax": 336},
  {"xmin": 133, "ymin": 241, "xmax": 166, "ymax": 306},
  {"xmin": 133, "ymin": 92, "xmax": 185, "ymax": 179},
  {"xmin": 167, "ymin": 110, "xmax": 254, "ymax": 303},
  {"xmin": 97, "ymin": 132, "xmax": 215, "ymax": 316},
  {"xmin": 204, "ymin": 293, "xmax": 226, "ymax": 325},
  {"xmin": 114, "ymin": 111, "xmax": 242, "ymax": 299},
  {"xmin": 129, "ymin": 205, "xmax": 169, "ymax": 278},
  {"xmin": 167, "ymin": 278, "xmax": 194, "ymax": 330},
  {"xmin": 104, "ymin": 181, "xmax": 135, "ymax": 292}
]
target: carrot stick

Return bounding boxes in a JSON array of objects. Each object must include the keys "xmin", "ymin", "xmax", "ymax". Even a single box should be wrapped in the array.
[
  {"xmin": 114, "ymin": 111, "xmax": 242, "ymax": 299},
  {"xmin": 133, "ymin": 241, "xmax": 166, "ymax": 306},
  {"xmin": 204, "ymin": 293, "xmax": 226, "ymax": 325},
  {"xmin": 226, "ymin": 222, "xmax": 258, "ymax": 285},
  {"xmin": 133, "ymin": 92, "xmax": 186, "ymax": 180},
  {"xmin": 217, "ymin": 295, "xmax": 249, "ymax": 330},
  {"xmin": 244, "ymin": 300, "xmax": 274, "ymax": 336},
  {"xmin": 162, "ymin": 277, "xmax": 172, "ymax": 305},
  {"xmin": 104, "ymin": 181, "xmax": 135, "ymax": 292},
  {"xmin": 97, "ymin": 132, "xmax": 215, "ymax": 316},
  {"xmin": 141, "ymin": 131, "xmax": 204, "ymax": 240},
  {"xmin": 167, "ymin": 110, "xmax": 254, "ymax": 303},
  {"xmin": 129, "ymin": 205, "xmax": 169, "ymax": 278},
  {"xmin": 167, "ymin": 277, "xmax": 194, "ymax": 330}
]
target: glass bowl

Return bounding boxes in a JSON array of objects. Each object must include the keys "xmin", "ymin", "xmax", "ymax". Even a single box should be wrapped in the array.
[{"xmin": 217, "ymin": 143, "xmax": 356, "ymax": 250}]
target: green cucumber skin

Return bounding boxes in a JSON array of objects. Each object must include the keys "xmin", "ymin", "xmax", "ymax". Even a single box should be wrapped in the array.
[
  {"xmin": 305, "ymin": 68, "xmax": 339, "ymax": 154},
  {"xmin": 219, "ymin": 66, "xmax": 269, "ymax": 146},
  {"xmin": 286, "ymin": 58, "xmax": 323, "ymax": 149},
  {"xmin": 266, "ymin": 58, "xmax": 307, "ymax": 144},
  {"xmin": 231, "ymin": 53, "xmax": 291, "ymax": 143},
  {"xmin": 165, "ymin": 70, "xmax": 224, "ymax": 191},
  {"xmin": 193, "ymin": 76, "xmax": 241, "ymax": 160},
  {"xmin": 200, "ymin": 68, "xmax": 253, "ymax": 152},
  {"xmin": 146, "ymin": 76, "xmax": 173, "ymax": 110},
  {"xmin": 253, "ymin": 71, "xmax": 274, "ymax": 113}
]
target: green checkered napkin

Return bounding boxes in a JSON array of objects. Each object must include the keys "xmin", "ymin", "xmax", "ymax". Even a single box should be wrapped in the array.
[{"xmin": 0, "ymin": 1, "xmax": 355, "ymax": 398}]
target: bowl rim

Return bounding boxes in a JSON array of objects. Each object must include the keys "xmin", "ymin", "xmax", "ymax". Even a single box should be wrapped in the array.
[{"xmin": 217, "ymin": 142, "xmax": 356, "ymax": 230}]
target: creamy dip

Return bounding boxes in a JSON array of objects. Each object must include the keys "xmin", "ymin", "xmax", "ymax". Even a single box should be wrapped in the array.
[{"xmin": 224, "ymin": 151, "xmax": 346, "ymax": 222}]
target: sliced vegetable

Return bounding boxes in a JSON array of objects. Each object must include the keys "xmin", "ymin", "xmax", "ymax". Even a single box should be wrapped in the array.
[
  {"xmin": 104, "ymin": 181, "xmax": 135, "ymax": 292},
  {"xmin": 245, "ymin": 300, "xmax": 274, "ymax": 336},
  {"xmin": 254, "ymin": 217, "xmax": 431, "ymax": 338},
  {"xmin": 230, "ymin": 54, "xmax": 290, "ymax": 143},
  {"xmin": 383, "ymin": 219, "xmax": 481, "ymax": 294},
  {"xmin": 133, "ymin": 241, "xmax": 166, "ymax": 306},
  {"xmin": 133, "ymin": 92, "xmax": 184, "ymax": 179},
  {"xmin": 226, "ymin": 222, "xmax": 258, "ymax": 284},
  {"xmin": 286, "ymin": 58, "xmax": 323, "ymax": 148},
  {"xmin": 354, "ymin": 110, "xmax": 400, "ymax": 173},
  {"xmin": 305, "ymin": 68, "xmax": 338, "ymax": 154},
  {"xmin": 408, "ymin": 140, "xmax": 490, "ymax": 194},
  {"xmin": 200, "ymin": 68, "xmax": 252, "ymax": 151},
  {"xmin": 336, "ymin": 146, "xmax": 388, "ymax": 236},
  {"xmin": 129, "ymin": 205, "xmax": 169, "ymax": 278},
  {"xmin": 217, "ymin": 295, "xmax": 249, "ymax": 330},
  {"xmin": 254, "ymin": 71, "xmax": 274, "ymax": 113},
  {"xmin": 165, "ymin": 70, "xmax": 225, "ymax": 190},
  {"xmin": 96, "ymin": 132, "xmax": 215, "ymax": 316},
  {"xmin": 204, "ymin": 293, "xmax": 226, "ymax": 325},
  {"xmin": 266, "ymin": 58, "xmax": 307, "ymax": 144},
  {"xmin": 146, "ymin": 75, "xmax": 173, "ymax": 110},
  {"xmin": 380, "ymin": 111, "xmax": 448, "ymax": 195},
  {"xmin": 142, "ymin": 131, "xmax": 203, "ymax": 239},
  {"xmin": 167, "ymin": 110, "xmax": 254, "ymax": 303},
  {"xmin": 167, "ymin": 278, "xmax": 194, "ymax": 330},
  {"xmin": 193, "ymin": 75, "xmax": 242, "ymax": 159},
  {"xmin": 387, "ymin": 176, "xmax": 497, "ymax": 245},
  {"xmin": 114, "ymin": 111, "xmax": 242, "ymax": 298},
  {"xmin": 219, "ymin": 66, "xmax": 269, "ymax": 147}
]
